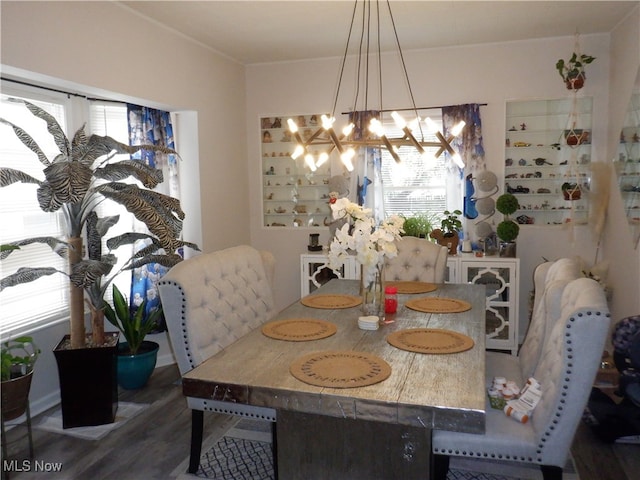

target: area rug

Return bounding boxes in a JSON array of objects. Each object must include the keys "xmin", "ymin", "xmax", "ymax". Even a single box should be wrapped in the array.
[
  {"xmin": 174, "ymin": 418, "xmax": 579, "ymax": 480},
  {"xmin": 173, "ymin": 417, "xmax": 273, "ymax": 480},
  {"xmin": 33, "ymin": 402, "xmax": 149, "ymax": 441}
]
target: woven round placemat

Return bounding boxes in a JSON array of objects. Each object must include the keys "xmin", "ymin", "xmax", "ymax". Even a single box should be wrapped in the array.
[
  {"xmin": 261, "ymin": 318, "xmax": 337, "ymax": 342},
  {"xmin": 405, "ymin": 297, "xmax": 472, "ymax": 313},
  {"xmin": 300, "ymin": 294, "xmax": 362, "ymax": 309},
  {"xmin": 387, "ymin": 328, "xmax": 474, "ymax": 354},
  {"xmin": 290, "ymin": 350, "xmax": 391, "ymax": 388},
  {"xmin": 386, "ymin": 281, "xmax": 438, "ymax": 294}
]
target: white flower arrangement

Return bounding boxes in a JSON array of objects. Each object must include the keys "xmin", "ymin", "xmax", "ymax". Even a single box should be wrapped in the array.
[{"xmin": 327, "ymin": 197, "xmax": 404, "ymax": 285}]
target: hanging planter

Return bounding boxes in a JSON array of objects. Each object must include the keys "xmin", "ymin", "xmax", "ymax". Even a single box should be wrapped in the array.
[
  {"xmin": 564, "ymin": 72, "xmax": 586, "ymax": 90},
  {"xmin": 564, "ymin": 129, "xmax": 590, "ymax": 146},
  {"xmin": 562, "ymin": 182, "xmax": 582, "ymax": 201},
  {"xmin": 555, "ymin": 40, "xmax": 595, "ymax": 91}
]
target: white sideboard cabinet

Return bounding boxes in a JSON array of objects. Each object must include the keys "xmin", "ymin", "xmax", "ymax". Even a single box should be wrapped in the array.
[{"xmin": 300, "ymin": 252, "xmax": 520, "ymax": 354}]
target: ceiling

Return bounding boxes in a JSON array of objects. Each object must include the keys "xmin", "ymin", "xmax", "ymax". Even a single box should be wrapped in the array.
[{"xmin": 119, "ymin": 1, "xmax": 637, "ymax": 65}]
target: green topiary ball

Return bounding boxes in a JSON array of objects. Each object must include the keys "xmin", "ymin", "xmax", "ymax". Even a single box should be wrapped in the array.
[
  {"xmin": 497, "ymin": 220, "xmax": 520, "ymax": 242},
  {"xmin": 496, "ymin": 193, "xmax": 519, "ymax": 216}
]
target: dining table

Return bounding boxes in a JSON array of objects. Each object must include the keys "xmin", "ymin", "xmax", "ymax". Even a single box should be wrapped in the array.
[{"xmin": 182, "ymin": 278, "xmax": 486, "ymax": 480}]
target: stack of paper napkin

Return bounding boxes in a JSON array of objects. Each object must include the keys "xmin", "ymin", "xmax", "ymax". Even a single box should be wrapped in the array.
[{"xmin": 358, "ymin": 315, "xmax": 379, "ymax": 330}]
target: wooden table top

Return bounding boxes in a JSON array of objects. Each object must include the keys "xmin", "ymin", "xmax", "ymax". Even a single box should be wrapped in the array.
[{"xmin": 182, "ymin": 279, "xmax": 486, "ymax": 434}]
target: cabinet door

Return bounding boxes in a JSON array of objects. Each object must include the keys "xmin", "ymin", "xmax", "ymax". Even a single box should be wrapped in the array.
[
  {"xmin": 300, "ymin": 254, "xmax": 344, "ymax": 296},
  {"xmin": 460, "ymin": 260, "xmax": 518, "ymax": 354}
]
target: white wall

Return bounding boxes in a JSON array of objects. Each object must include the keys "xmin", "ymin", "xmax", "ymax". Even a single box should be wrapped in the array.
[
  {"xmin": 246, "ymin": 33, "xmax": 632, "ymax": 332},
  {"xmin": 1, "ymin": 1, "xmax": 249, "ymax": 415}
]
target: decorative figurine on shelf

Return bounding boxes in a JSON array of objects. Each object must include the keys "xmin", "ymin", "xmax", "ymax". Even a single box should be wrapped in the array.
[
  {"xmin": 262, "ymin": 130, "xmax": 272, "ymax": 143},
  {"xmin": 271, "ymin": 118, "xmax": 282, "ymax": 128},
  {"xmin": 520, "ymin": 123, "xmax": 526, "ymax": 130}
]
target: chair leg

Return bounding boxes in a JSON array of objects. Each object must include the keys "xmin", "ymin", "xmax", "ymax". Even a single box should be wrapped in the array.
[
  {"xmin": 540, "ymin": 464, "xmax": 563, "ymax": 480},
  {"xmin": 188, "ymin": 409, "xmax": 204, "ymax": 474},
  {"xmin": 432, "ymin": 454, "xmax": 450, "ymax": 480}
]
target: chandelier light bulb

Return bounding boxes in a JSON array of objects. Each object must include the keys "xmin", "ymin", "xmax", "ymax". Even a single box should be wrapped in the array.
[
  {"xmin": 304, "ymin": 153, "xmax": 317, "ymax": 171},
  {"xmin": 316, "ymin": 152, "xmax": 329, "ymax": 167},
  {"xmin": 291, "ymin": 144, "xmax": 305, "ymax": 160},
  {"xmin": 342, "ymin": 123, "xmax": 355, "ymax": 137},
  {"xmin": 321, "ymin": 114, "xmax": 335, "ymax": 130},
  {"xmin": 424, "ymin": 117, "xmax": 439, "ymax": 134},
  {"xmin": 341, "ymin": 148, "xmax": 355, "ymax": 172},
  {"xmin": 451, "ymin": 120, "xmax": 466, "ymax": 137},
  {"xmin": 287, "ymin": 118, "xmax": 299, "ymax": 133},
  {"xmin": 369, "ymin": 118, "xmax": 383, "ymax": 137},
  {"xmin": 391, "ymin": 111, "xmax": 406, "ymax": 129}
]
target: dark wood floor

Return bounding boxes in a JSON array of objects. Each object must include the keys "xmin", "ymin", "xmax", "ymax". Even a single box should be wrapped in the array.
[{"xmin": 3, "ymin": 364, "xmax": 639, "ymax": 479}]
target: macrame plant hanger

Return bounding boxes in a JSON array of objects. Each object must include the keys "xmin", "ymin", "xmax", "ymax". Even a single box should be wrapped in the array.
[{"xmin": 561, "ymin": 33, "xmax": 587, "ymax": 242}]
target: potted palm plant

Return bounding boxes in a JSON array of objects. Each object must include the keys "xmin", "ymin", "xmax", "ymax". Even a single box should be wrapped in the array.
[
  {"xmin": 0, "ymin": 99, "xmax": 199, "ymax": 427},
  {"xmin": 1, "ymin": 336, "xmax": 40, "ymax": 421},
  {"xmin": 104, "ymin": 284, "xmax": 163, "ymax": 390},
  {"xmin": 556, "ymin": 52, "xmax": 596, "ymax": 90}
]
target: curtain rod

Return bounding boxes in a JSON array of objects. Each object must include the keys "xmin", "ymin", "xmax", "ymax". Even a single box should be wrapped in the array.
[
  {"xmin": 1, "ymin": 77, "xmax": 125, "ymax": 104},
  {"xmin": 341, "ymin": 103, "xmax": 488, "ymax": 115}
]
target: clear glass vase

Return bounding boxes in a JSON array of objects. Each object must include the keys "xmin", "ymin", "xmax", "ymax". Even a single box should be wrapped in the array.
[{"xmin": 360, "ymin": 264, "xmax": 384, "ymax": 316}]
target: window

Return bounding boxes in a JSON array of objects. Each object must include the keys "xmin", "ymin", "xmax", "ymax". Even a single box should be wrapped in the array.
[
  {"xmin": 378, "ymin": 110, "xmax": 450, "ymax": 218},
  {"xmin": 1, "ymin": 88, "xmax": 71, "ymax": 335},
  {"xmin": 0, "ymin": 85, "xmax": 131, "ymax": 336}
]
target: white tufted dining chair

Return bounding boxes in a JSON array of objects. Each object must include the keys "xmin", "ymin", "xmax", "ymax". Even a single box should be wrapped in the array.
[
  {"xmin": 433, "ymin": 277, "xmax": 610, "ymax": 480},
  {"xmin": 157, "ymin": 245, "xmax": 278, "ymax": 473},
  {"xmin": 384, "ymin": 236, "xmax": 449, "ymax": 283},
  {"xmin": 516, "ymin": 258, "xmax": 582, "ymax": 377}
]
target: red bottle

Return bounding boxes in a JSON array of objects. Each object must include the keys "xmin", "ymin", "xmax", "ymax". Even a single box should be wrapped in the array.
[{"xmin": 384, "ymin": 286, "xmax": 398, "ymax": 314}]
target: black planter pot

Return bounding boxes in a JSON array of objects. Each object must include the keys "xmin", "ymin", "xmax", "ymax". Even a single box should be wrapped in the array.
[{"xmin": 53, "ymin": 332, "xmax": 119, "ymax": 429}]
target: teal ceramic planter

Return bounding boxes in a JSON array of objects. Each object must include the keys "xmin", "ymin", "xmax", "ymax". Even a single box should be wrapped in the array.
[{"xmin": 116, "ymin": 341, "xmax": 159, "ymax": 390}]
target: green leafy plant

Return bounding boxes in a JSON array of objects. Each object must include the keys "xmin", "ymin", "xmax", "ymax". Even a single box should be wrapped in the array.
[
  {"xmin": 401, "ymin": 213, "xmax": 436, "ymax": 238},
  {"xmin": 496, "ymin": 193, "xmax": 519, "ymax": 216},
  {"xmin": 497, "ymin": 220, "xmax": 520, "ymax": 243},
  {"xmin": 561, "ymin": 182, "xmax": 579, "ymax": 191},
  {"xmin": 103, "ymin": 285, "xmax": 161, "ymax": 355},
  {"xmin": 0, "ymin": 99, "xmax": 199, "ymax": 349},
  {"xmin": 555, "ymin": 52, "xmax": 595, "ymax": 86},
  {"xmin": 1, "ymin": 336, "xmax": 40, "ymax": 381},
  {"xmin": 440, "ymin": 210, "xmax": 462, "ymax": 235},
  {"xmin": 496, "ymin": 193, "xmax": 520, "ymax": 242}
]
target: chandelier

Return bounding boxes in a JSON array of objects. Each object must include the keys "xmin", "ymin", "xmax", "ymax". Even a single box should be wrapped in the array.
[{"xmin": 286, "ymin": 0, "xmax": 465, "ymax": 173}]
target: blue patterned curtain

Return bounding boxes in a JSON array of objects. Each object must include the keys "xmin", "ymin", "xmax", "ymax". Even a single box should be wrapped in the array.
[
  {"xmin": 442, "ymin": 103, "xmax": 485, "ymax": 174},
  {"xmin": 442, "ymin": 104, "xmax": 486, "ymax": 241},
  {"xmin": 127, "ymin": 105, "xmax": 180, "ymax": 329}
]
